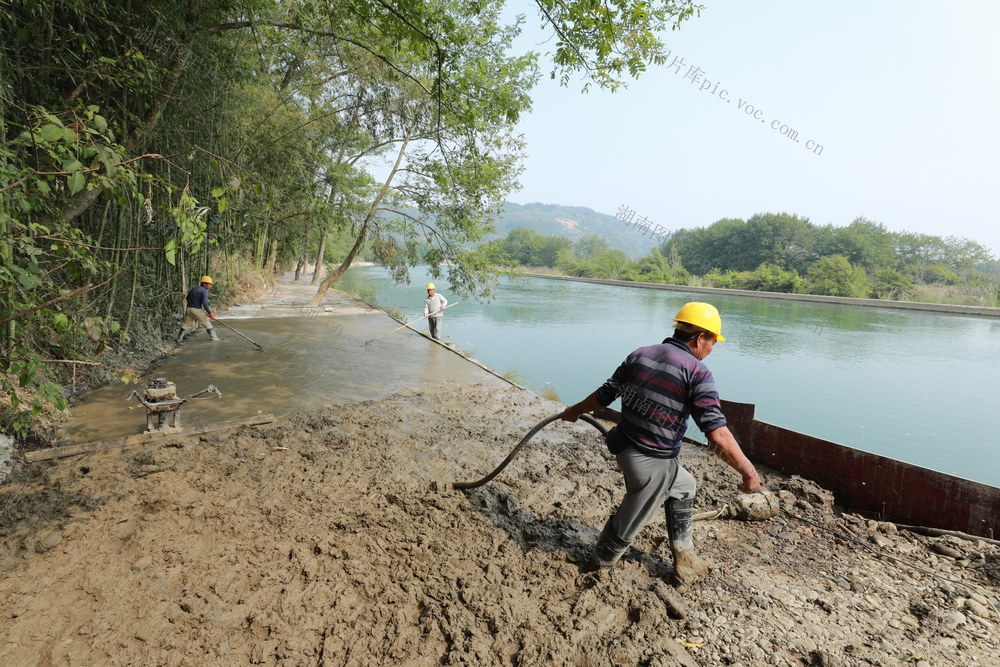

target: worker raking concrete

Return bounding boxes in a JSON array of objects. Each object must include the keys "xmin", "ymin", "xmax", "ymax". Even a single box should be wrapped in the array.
[
  {"xmin": 561, "ymin": 302, "xmax": 761, "ymax": 585},
  {"xmin": 423, "ymin": 283, "xmax": 448, "ymax": 340},
  {"xmin": 176, "ymin": 275, "xmax": 219, "ymax": 343}
]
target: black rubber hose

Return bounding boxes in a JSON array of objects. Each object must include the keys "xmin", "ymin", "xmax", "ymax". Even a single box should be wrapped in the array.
[{"xmin": 453, "ymin": 412, "xmax": 609, "ymax": 490}]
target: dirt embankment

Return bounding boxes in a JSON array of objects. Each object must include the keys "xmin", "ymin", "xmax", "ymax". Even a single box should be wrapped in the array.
[{"xmin": 1, "ymin": 382, "xmax": 998, "ymax": 665}]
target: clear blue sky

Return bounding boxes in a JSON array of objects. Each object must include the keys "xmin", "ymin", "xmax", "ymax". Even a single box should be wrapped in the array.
[{"xmin": 508, "ymin": 1, "xmax": 1000, "ymax": 257}]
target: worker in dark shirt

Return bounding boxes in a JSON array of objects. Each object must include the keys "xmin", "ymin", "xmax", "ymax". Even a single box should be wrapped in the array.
[
  {"xmin": 561, "ymin": 302, "xmax": 760, "ymax": 585},
  {"xmin": 176, "ymin": 275, "xmax": 219, "ymax": 343}
]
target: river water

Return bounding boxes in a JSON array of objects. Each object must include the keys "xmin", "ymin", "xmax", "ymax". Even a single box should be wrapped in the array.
[{"xmin": 338, "ymin": 265, "xmax": 1000, "ymax": 487}]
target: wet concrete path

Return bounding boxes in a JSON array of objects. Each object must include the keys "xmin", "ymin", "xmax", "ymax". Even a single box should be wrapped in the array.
[{"xmin": 59, "ymin": 274, "xmax": 511, "ymax": 444}]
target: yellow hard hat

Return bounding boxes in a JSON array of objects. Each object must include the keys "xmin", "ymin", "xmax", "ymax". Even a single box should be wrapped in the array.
[
  {"xmin": 673, "ymin": 302, "xmax": 725, "ymax": 341},
  {"xmin": 200, "ymin": 275, "xmax": 214, "ymax": 285},
  {"xmin": 426, "ymin": 283, "xmax": 435, "ymax": 290}
]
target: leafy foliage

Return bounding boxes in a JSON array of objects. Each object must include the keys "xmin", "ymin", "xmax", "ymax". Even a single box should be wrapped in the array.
[
  {"xmin": 2, "ymin": 0, "xmax": 698, "ymax": 438},
  {"xmin": 805, "ymin": 255, "xmax": 871, "ymax": 298},
  {"xmin": 704, "ymin": 264, "xmax": 804, "ymax": 293}
]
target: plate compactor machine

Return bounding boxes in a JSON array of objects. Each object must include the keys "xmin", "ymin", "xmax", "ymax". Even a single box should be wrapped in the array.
[{"xmin": 127, "ymin": 377, "xmax": 222, "ymax": 433}]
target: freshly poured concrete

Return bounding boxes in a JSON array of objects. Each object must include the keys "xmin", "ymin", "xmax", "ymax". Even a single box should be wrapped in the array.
[{"xmin": 59, "ymin": 278, "xmax": 509, "ymax": 445}]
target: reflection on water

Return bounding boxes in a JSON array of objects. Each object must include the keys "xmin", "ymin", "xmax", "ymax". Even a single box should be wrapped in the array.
[{"xmin": 339, "ymin": 266, "xmax": 1000, "ymax": 487}]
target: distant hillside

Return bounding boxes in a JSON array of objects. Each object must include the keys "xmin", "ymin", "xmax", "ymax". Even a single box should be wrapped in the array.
[{"xmin": 494, "ymin": 202, "xmax": 661, "ymax": 258}]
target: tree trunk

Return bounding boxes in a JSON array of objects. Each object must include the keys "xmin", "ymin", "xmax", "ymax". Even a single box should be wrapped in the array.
[
  {"xmin": 123, "ymin": 222, "xmax": 140, "ymax": 337},
  {"xmin": 266, "ymin": 237, "xmax": 279, "ymax": 273},
  {"xmin": 311, "ymin": 133, "xmax": 411, "ymax": 306},
  {"xmin": 310, "ymin": 232, "xmax": 327, "ymax": 285},
  {"xmin": 0, "ymin": 197, "xmax": 12, "ymax": 347},
  {"xmin": 104, "ymin": 202, "xmax": 127, "ymax": 322}
]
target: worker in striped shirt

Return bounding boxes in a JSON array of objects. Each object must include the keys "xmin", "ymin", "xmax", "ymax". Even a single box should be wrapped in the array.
[{"xmin": 561, "ymin": 302, "xmax": 761, "ymax": 585}]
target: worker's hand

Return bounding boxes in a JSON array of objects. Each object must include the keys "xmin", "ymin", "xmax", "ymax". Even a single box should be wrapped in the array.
[
  {"xmin": 739, "ymin": 470, "xmax": 762, "ymax": 494},
  {"xmin": 209, "ymin": 313, "xmax": 215, "ymax": 319},
  {"xmin": 560, "ymin": 406, "xmax": 580, "ymax": 422}
]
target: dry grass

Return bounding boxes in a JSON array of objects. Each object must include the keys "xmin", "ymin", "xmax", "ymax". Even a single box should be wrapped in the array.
[{"xmin": 539, "ymin": 386, "xmax": 562, "ymax": 402}]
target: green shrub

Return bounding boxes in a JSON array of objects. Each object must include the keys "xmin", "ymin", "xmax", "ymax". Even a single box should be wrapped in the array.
[{"xmin": 806, "ymin": 255, "xmax": 871, "ymax": 297}]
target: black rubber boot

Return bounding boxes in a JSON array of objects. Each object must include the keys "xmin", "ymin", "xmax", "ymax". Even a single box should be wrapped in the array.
[
  {"xmin": 208, "ymin": 327, "xmax": 220, "ymax": 341},
  {"xmin": 582, "ymin": 518, "xmax": 631, "ymax": 572},
  {"xmin": 175, "ymin": 327, "xmax": 188, "ymax": 343},
  {"xmin": 666, "ymin": 497, "xmax": 711, "ymax": 585}
]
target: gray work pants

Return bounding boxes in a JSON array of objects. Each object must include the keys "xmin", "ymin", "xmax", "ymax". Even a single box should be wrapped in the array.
[
  {"xmin": 428, "ymin": 316, "xmax": 442, "ymax": 340},
  {"xmin": 609, "ymin": 446, "xmax": 697, "ymax": 543}
]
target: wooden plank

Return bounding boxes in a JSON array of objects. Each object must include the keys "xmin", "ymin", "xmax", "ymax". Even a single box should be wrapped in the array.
[{"xmin": 25, "ymin": 414, "xmax": 276, "ymax": 462}]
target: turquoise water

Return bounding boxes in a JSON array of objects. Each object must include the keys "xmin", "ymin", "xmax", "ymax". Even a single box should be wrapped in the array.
[{"xmin": 338, "ymin": 266, "xmax": 1000, "ymax": 487}]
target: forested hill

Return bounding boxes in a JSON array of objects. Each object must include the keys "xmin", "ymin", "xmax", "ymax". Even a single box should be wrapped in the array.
[{"xmin": 496, "ymin": 202, "xmax": 658, "ymax": 258}]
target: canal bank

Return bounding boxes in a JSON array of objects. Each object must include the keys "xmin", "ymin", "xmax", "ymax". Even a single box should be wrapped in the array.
[
  {"xmin": 523, "ymin": 273, "xmax": 1000, "ymax": 318},
  {"xmin": 0, "ymin": 275, "xmax": 997, "ymax": 665}
]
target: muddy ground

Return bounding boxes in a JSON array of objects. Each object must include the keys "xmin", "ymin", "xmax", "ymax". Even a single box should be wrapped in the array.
[{"xmin": 1, "ymin": 379, "xmax": 998, "ymax": 665}]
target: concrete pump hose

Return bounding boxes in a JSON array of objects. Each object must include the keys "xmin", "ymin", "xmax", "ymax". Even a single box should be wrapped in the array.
[{"xmin": 452, "ymin": 412, "xmax": 609, "ymax": 490}]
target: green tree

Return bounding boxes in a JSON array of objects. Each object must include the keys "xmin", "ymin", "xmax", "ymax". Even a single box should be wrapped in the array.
[
  {"xmin": 922, "ymin": 264, "xmax": 960, "ymax": 285},
  {"xmin": 662, "ymin": 217, "xmax": 746, "ymax": 274},
  {"xmin": 806, "ymin": 255, "xmax": 871, "ymax": 297},
  {"xmin": 738, "ymin": 213, "xmax": 813, "ymax": 272},
  {"xmin": 622, "ymin": 247, "xmax": 689, "ymax": 284},
  {"xmin": 574, "ymin": 234, "xmax": 612, "ymax": 261},
  {"xmin": 500, "ymin": 227, "xmax": 570, "ymax": 267},
  {"xmin": 813, "ymin": 218, "xmax": 894, "ymax": 273},
  {"xmin": 871, "ymin": 268, "xmax": 914, "ymax": 300}
]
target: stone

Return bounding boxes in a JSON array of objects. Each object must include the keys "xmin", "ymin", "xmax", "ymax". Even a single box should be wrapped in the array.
[
  {"xmin": 969, "ymin": 592, "xmax": 990, "ymax": 606},
  {"xmin": 878, "ymin": 521, "xmax": 898, "ymax": 534},
  {"xmin": 966, "ymin": 599, "xmax": 992, "ymax": 619},
  {"xmin": 929, "ymin": 541, "xmax": 963, "ymax": 559},
  {"xmin": 871, "ymin": 533, "xmax": 894, "ymax": 549},
  {"xmin": 652, "ymin": 582, "xmax": 688, "ymax": 619},
  {"xmin": 34, "ymin": 530, "xmax": 63, "ymax": 553}
]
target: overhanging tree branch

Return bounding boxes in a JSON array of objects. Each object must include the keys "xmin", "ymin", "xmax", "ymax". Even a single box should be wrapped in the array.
[{"xmin": 209, "ymin": 21, "xmax": 432, "ymax": 95}]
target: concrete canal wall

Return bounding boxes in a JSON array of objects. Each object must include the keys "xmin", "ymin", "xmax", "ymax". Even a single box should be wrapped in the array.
[{"xmin": 523, "ymin": 273, "xmax": 1000, "ymax": 318}]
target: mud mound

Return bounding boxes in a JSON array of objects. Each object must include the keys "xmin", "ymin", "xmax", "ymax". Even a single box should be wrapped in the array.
[{"xmin": 1, "ymin": 383, "xmax": 997, "ymax": 665}]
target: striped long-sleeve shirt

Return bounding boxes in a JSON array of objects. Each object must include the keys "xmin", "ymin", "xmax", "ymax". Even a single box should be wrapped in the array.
[{"xmin": 594, "ymin": 338, "xmax": 728, "ymax": 458}]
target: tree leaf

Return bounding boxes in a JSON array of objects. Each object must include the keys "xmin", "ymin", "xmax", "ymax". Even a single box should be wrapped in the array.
[
  {"xmin": 40, "ymin": 124, "xmax": 63, "ymax": 142},
  {"xmin": 164, "ymin": 238, "xmax": 177, "ymax": 266},
  {"xmin": 67, "ymin": 171, "xmax": 86, "ymax": 195}
]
